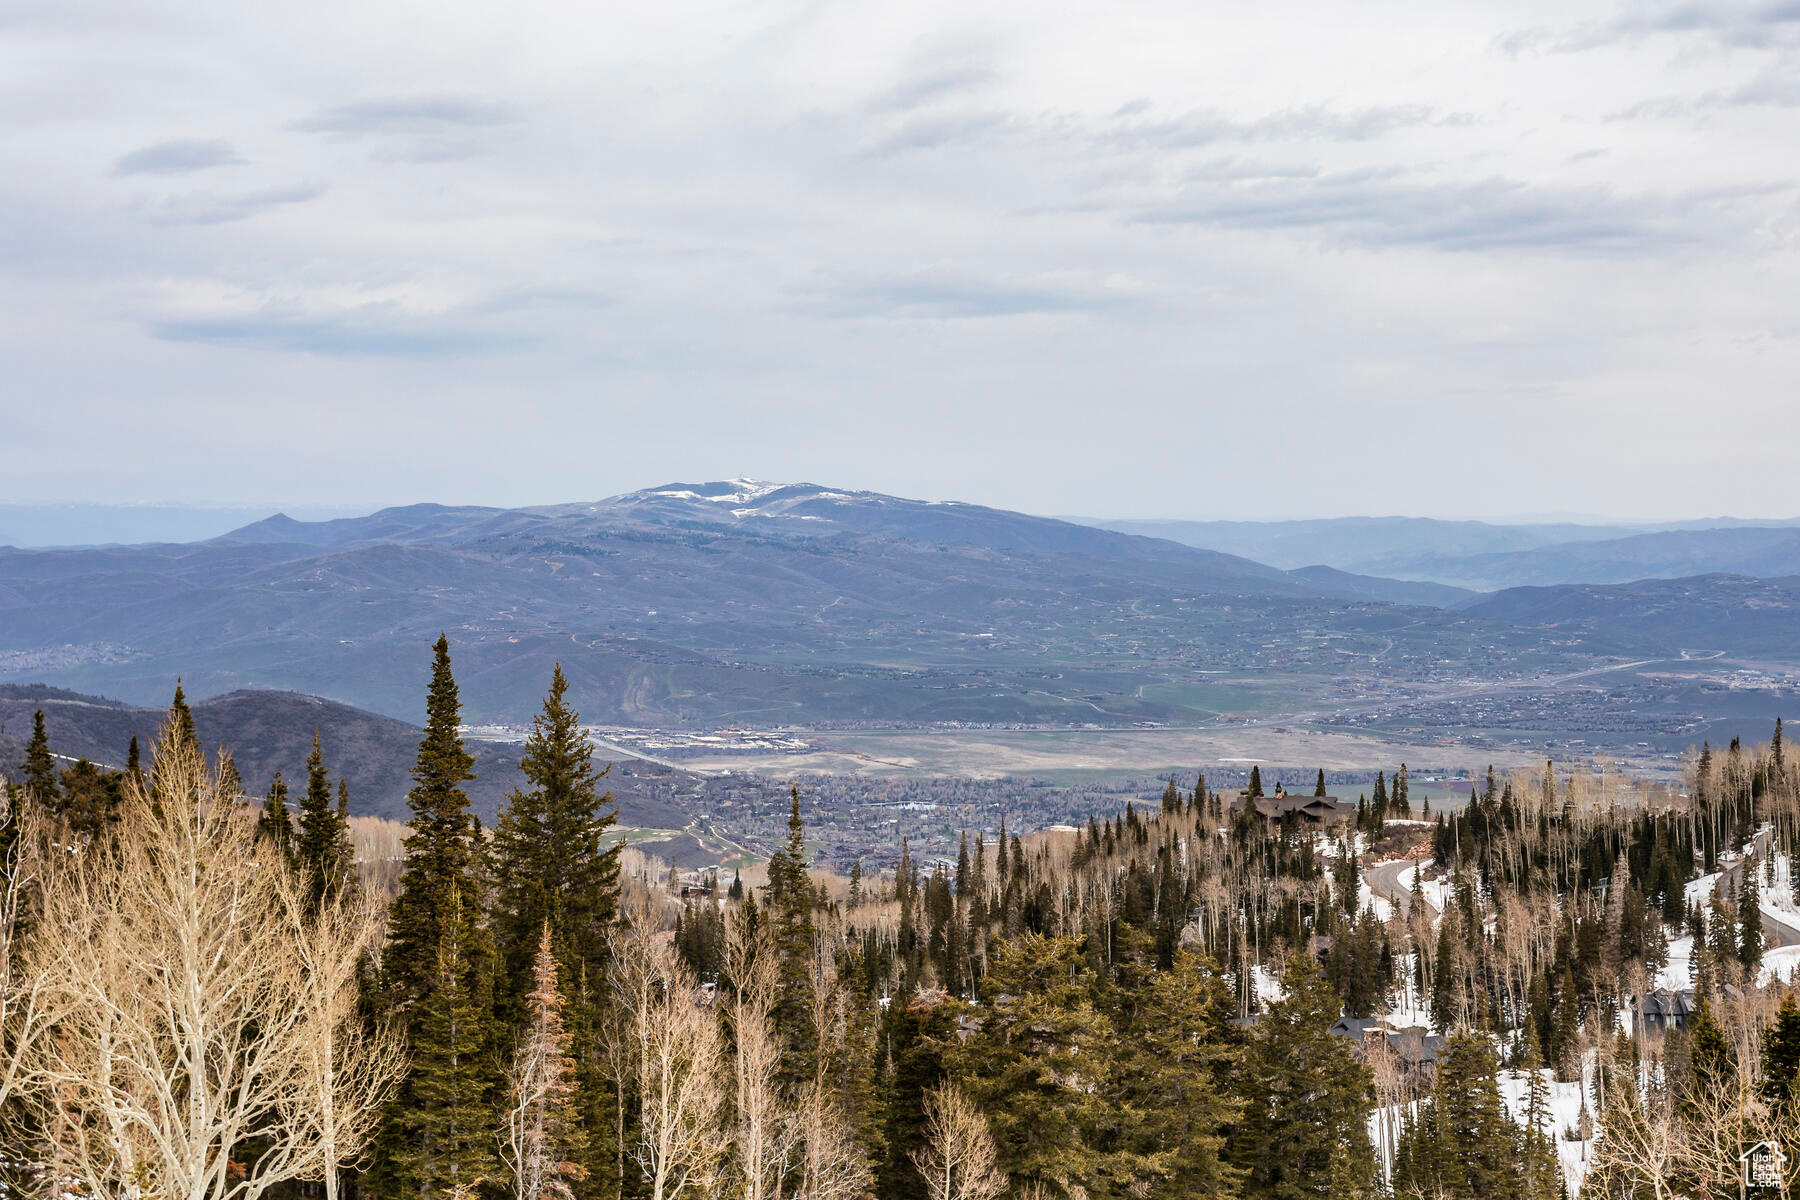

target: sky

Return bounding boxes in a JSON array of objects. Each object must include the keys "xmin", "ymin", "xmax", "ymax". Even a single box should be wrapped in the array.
[{"xmin": 2, "ymin": 0, "xmax": 1797, "ymax": 522}]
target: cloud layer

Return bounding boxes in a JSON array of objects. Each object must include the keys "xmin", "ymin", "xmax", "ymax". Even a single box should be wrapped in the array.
[{"xmin": 1, "ymin": 0, "xmax": 1797, "ymax": 520}]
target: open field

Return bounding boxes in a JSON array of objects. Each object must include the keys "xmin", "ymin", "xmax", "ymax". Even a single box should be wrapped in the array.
[{"xmin": 672, "ymin": 724, "xmax": 1563, "ymax": 781}]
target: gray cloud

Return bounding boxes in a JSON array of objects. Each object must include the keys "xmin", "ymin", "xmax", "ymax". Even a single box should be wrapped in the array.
[
  {"xmin": 1509, "ymin": 0, "xmax": 1800, "ymax": 53},
  {"xmin": 1133, "ymin": 171, "xmax": 1770, "ymax": 254},
  {"xmin": 873, "ymin": 65, "xmax": 998, "ymax": 112},
  {"xmin": 294, "ymin": 95, "xmax": 517, "ymax": 135},
  {"xmin": 135, "ymin": 184, "xmax": 324, "ymax": 226},
  {"xmin": 147, "ymin": 306, "xmax": 525, "ymax": 356},
  {"xmin": 798, "ymin": 272, "xmax": 1130, "ymax": 319},
  {"xmin": 1121, "ymin": 102, "xmax": 1459, "ymax": 149},
  {"xmin": 114, "ymin": 138, "xmax": 243, "ymax": 175}
]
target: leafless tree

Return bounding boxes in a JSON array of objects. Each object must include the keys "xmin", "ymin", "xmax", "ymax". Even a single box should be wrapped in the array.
[
  {"xmin": 1588, "ymin": 1069, "xmax": 1684, "ymax": 1200},
  {"xmin": 17, "ymin": 726, "xmax": 402, "ymax": 1200},
  {"xmin": 502, "ymin": 925, "xmax": 588, "ymax": 1200},
  {"xmin": 616, "ymin": 926, "xmax": 728, "ymax": 1200},
  {"xmin": 723, "ymin": 915, "xmax": 797, "ymax": 1200},
  {"xmin": 910, "ymin": 1084, "xmax": 1006, "ymax": 1200},
  {"xmin": 0, "ymin": 786, "xmax": 51, "ymax": 1117},
  {"xmin": 281, "ymin": 883, "xmax": 407, "ymax": 1200}
]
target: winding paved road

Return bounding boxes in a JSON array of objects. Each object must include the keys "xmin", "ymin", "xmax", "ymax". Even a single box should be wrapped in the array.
[{"xmin": 1365, "ymin": 857, "xmax": 1438, "ymax": 919}]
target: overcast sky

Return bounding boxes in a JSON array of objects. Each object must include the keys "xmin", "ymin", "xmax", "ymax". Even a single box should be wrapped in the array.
[{"xmin": 2, "ymin": 0, "xmax": 1796, "ymax": 521}]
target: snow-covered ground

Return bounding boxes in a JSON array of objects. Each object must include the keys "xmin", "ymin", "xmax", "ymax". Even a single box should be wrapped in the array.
[{"xmin": 1500, "ymin": 1056, "xmax": 1599, "ymax": 1198}]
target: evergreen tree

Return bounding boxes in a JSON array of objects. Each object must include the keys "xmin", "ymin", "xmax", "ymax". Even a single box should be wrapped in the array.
[
  {"xmin": 372, "ymin": 636, "xmax": 497, "ymax": 1200},
  {"xmin": 1314, "ymin": 769, "xmax": 1327, "ymax": 797},
  {"xmin": 1425, "ymin": 1034, "xmax": 1547, "ymax": 1198},
  {"xmin": 490, "ymin": 665, "xmax": 621, "ymax": 1024},
  {"xmin": 168, "ymin": 679, "xmax": 200, "ymax": 755},
  {"xmin": 1247, "ymin": 765, "xmax": 1264, "ymax": 799},
  {"xmin": 384, "ymin": 892, "xmax": 501, "ymax": 1200},
  {"xmin": 946, "ymin": 934, "xmax": 1119, "ymax": 1192},
  {"xmin": 258, "ymin": 771, "xmax": 296, "ymax": 864},
  {"xmin": 1688, "ymin": 994, "xmax": 1734, "ymax": 1097},
  {"xmin": 1230, "ymin": 957, "xmax": 1375, "ymax": 1199},
  {"xmin": 56, "ymin": 757, "xmax": 121, "ymax": 839},
  {"xmin": 295, "ymin": 731, "xmax": 356, "ymax": 910},
  {"xmin": 1111, "ymin": 951, "xmax": 1245, "ymax": 1198},
  {"xmin": 1763, "ymin": 990, "xmax": 1800, "ymax": 1102},
  {"xmin": 1741, "ymin": 862, "xmax": 1765, "ymax": 974},
  {"xmin": 124, "ymin": 733, "xmax": 144, "ymax": 795},
  {"xmin": 764, "ymin": 785, "xmax": 819, "ymax": 1082},
  {"xmin": 488, "ymin": 665, "xmax": 623, "ymax": 1194},
  {"xmin": 17, "ymin": 709, "xmax": 59, "ymax": 804}
]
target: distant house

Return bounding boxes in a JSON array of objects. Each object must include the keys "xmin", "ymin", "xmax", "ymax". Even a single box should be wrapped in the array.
[
  {"xmin": 1230, "ymin": 783, "xmax": 1354, "ymax": 829},
  {"xmin": 1330, "ymin": 1015, "xmax": 1445, "ymax": 1075},
  {"xmin": 1638, "ymin": 988, "xmax": 1697, "ymax": 1032}
]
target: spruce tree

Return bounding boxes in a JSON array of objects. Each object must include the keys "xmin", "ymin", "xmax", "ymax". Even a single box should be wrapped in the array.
[
  {"xmin": 1314, "ymin": 768, "xmax": 1327, "ymax": 797},
  {"xmin": 259, "ymin": 771, "xmax": 296, "ymax": 864},
  {"xmin": 17, "ymin": 709, "xmax": 59, "ymax": 805},
  {"xmin": 1741, "ymin": 863, "xmax": 1765, "ymax": 974},
  {"xmin": 946, "ymin": 934, "xmax": 1119, "ymax": 1191},
  {"xmin": 385, "ymin": 892, "xmax": 501, "ymax": 1199},
  {"xmin": 1247, "ymin": 765, "xmax": 1263, "ymax": 799},
  {"xmin": 372, "ymin": 636, "xmax": 497, "ymax": 1200},
  {"xmin": 56, "ymin": 758, "xmax": 121, "ymax": 839},
  {"xmin": 1112, "ymin": 951, "xmax": 1245, "ymax": 1197},
  {"xmin": 124, "ymin": 733, "xmax": 144, "ymax": 794},
  {"xmin": 385, "ymin": 636, "xmax": 483, "ymax": 1003},
  {"xmin": 168, "ymin": 680, "xmax": 200, "ymax": 755},
  {"xmin": 295, "ymin": 731, "xmax": 356, "ymax": 910},
  {"xmin": 1763, "ymin": 990, "xmax": 1800, "ymax": 1102},
  {"xmin": 488, "ymin": 665, "xmax": 622, "ymax": 1193},
  {"xmin": 1231, "ymin": 956, "xmax": 1376, "ymax": 1198}
]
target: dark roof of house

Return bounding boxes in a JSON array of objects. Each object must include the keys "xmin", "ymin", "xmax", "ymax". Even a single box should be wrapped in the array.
[
  {"xmin": 1231, "ymin": 793, "xmax": 1354, "ymax": 822},
  {"xmin": 1641, "ymin": 988, "xmax": 1696, "ymax": 1018},
  {"xmin": 1328, "ymin": 1016, "xmax": 1445, "ymax": 1066}
]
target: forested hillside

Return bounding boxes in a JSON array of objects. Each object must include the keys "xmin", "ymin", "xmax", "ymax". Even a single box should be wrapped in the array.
[{"xmin": 5, "ymin": 640, "xmax": 1800, "ymax": 1198}]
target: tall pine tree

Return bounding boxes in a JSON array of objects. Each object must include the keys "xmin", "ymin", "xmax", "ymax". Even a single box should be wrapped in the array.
[
  {"xmin": 488, "ymin": 665, "xmax": 623, "ymax": 1196},
  {"xmin": 17, "ymin": 710, "xmax": 59, "ymax": 805},
  {"xmin": 371, "ymin": 636, "xmax": 498, "ymax": 1200},
  {"xmin": 295, "ymin": 731, "xmax": 357, "ymax": 911}
]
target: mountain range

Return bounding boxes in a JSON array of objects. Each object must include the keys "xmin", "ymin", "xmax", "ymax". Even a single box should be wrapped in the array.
[
  {"xmin": 1086, "ymin": 515, "xmax": 1800, "ymax": 590},
  {"xmin": 1, "ymin": 481, "xmax": 1796, "ymax": 732}
]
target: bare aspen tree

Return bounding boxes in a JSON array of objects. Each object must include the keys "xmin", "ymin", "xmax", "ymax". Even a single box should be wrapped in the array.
[
  {"xmin": 792, "ymin": 1082, "xmax": 870, "ymax": 1200},
  {"xmin": 1589, "ymin": 1072, "xmax": 1684, "ymax": 1200},
  {"xmin": 723, "ymin": 915, "xmax": 797, "ymax": 1200},
  {"xmin": 911, "ymin": 1084, "xmax": 1006, "ymax": 1200},
  {"xmin": 616, "ymin": 927, "xmax": 727, "ymax": 1200},
  {"xmin": 18, "ymin": 725, "xmax": 402, "ymax": 1200},
  {"xmin": 282, "ymin": 884, "xmax": 408, "ymax": 1200},
  {"xmin": 0, "ymin": 786, "xmax": 51, "ymax": 1114},
  {"xmin": 793, "ymin": 934, "xmax": 871, "ymax": 1200},
  {"xmin": 503, "ymin": 925, "xmax": 587, "ymax": 1200}
]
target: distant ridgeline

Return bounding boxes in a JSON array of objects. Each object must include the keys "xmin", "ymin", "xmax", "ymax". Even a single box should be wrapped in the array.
[{"xmin": 6, "ymin": 631, "xmax": 1797, "ymax": 1198}]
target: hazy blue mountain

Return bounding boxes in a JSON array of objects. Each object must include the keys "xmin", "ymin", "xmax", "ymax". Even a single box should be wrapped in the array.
[
  {"xmin": 1083, "ymin": 515, "xmax": 1639, "ymax": 570},
  {"xmin": 0, "ymin": 503, "xmax": 367, "ymax": 549},
  {"xmin": 214, "ymin": 503, "xmax": 504, "ymax": 548},
  {"xmin": 1082, "ymin": 515, "xmax": 1800, "ymax": 586},
  {"xmin": 1373, "ymin": 527, "xmax": 1800, "ymax": 590},
  {"xmin": 1458, "ymin": 574, "xmax": 1800, "ymax": 658},
  {"xmin": 1285, "ymin": 566, "xmax": 1477, "ymax": 608}
]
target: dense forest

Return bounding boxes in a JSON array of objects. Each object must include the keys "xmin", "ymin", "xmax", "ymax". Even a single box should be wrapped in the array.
[{"xmin": 3, "ymin": 638, "xmax": 1799, "ymax": 1199}]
